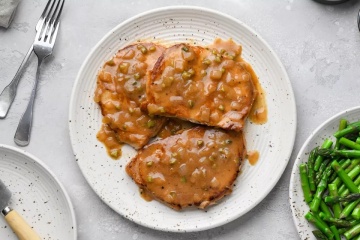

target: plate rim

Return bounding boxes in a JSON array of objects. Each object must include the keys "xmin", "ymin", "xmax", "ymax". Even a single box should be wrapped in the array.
[
  {"xmin": 69, "ymin": 5, "xmax": 297, "ymax": 232},
  {"xmin": 289, "ymin": 105, "xmax": 360, "ymax": 239},
  {"xmin": 0, "ymin": 144, "xmax": 78, "ymax": 239}
]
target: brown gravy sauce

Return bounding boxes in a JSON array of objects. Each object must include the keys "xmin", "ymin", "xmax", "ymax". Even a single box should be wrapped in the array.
[
  {"xmin": 140, "ymin": 188, "xmax": 153, "ymax": 202},
  {"xmin": 156, "ymin": 119, "xmax": 195, "ymax": 139},
  {"xmin": 210, "ymin": 38, "xmax": 267, "ymax": 125},
  {"xmin": 246, "ymin": 64, "xmax": 267, "ymax": 124},
  {"xmin": 211, "ymin": 39, "xmax": 265, "ymax": 167},
  {"xmin": 95, "ymin": 39, "xmax": 266, "ymax": 170},
  {"xmin": 247, "ymin": 150, "xmax": 260, "ymax": 166},
  {"xmin": 96, "ymin": 124, "xmax": 123, "ymax": 160},
  {"xmin": 133, "ymin": 127, "xmax": 244, "ymax": 209},
  {"xmin": 146, "ymin": 39, "xmax": 256, "ymax": 132}
]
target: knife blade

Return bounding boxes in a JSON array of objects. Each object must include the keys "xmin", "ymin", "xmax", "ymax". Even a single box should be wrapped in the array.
[
  {"xmin": 0, "ymin": 179, "xmax": 41, "ymax": 240},
  {"xmin": 0, "ymin": 179, "xmax": 12, "ymax": 213}
]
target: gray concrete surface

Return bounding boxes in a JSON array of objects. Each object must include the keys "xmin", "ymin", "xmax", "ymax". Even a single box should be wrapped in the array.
[{"xmin": 1, "ymin": 0, "xmax": 360, "ymax": 239}]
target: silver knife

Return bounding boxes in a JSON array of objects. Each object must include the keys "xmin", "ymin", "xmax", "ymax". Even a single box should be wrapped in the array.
[{"xmin": 0, "ymin": 179, "xmax": 41, "ymax": 240}]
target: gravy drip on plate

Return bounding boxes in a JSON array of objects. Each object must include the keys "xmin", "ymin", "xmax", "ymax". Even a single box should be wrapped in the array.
[
  {"xmin": 210, "ymin": 39, "xmax": 267, "ymax": 125},
  {"xmin": 127, "ymin": 127, "xmax": 245, "ymax": 210},
  {"xmin": 94, "ymin": 43, "xmax": 167, "ymax": 153},
  {"xmin": 96, "ymin": 124, "xmax": 123, "ymax": 159},
  {"xmin": 246, "ymin": 150, "xmax": 260, "ymax": 166},
  {"xmin": 246, "ymin": 64, "xmax": 267, "ymax": 124}
]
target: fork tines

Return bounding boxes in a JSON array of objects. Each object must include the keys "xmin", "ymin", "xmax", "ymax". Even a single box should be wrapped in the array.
[{"xmin": 36, "ymin": 0, "xmax": 65, "ymax": 43}]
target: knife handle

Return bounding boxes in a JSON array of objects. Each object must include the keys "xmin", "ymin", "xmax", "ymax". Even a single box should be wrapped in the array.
[{"xmin": 4, "ymin": 209, "xmax": 41, "ymax": 240}]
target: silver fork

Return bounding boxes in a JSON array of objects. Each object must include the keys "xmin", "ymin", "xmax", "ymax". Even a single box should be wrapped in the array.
[
  {"xmin": 0, "ymin": 0, "xmax": 54, "ymax": 119},
  {"xmin": 14, "ymin": 0, "xmax": 64, "ymax": 147}
]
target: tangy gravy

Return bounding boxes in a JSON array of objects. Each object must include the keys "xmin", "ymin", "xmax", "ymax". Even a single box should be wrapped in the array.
[
  {"xmin": 210, "ymin": 39, "xmax": 267, "ymax": 125},
  {"xmin": 146, "ymin": 39, "xmax": 256, "ymax": 132},
  {"xmin": 247, "ymin": 150, "xmax": 260, "ymax": 166},
  {"xmin": 210, "ymin": 39, "xmax": 267, "ymax": 166},
  {"xmin": 94, "ymin": 38, "xmax": 267, "ymax": 209},
  {"xmin": 95, "ymin": 39, "xmax": 267, "ymax": 166},
  {"xmin": 126, "ymin": 127, "xmax": 245, "ymax": 209},
  {"xmin": 247, "ymin": 64, "xmax": 267, "ymax": 124},
  {"xmin": 94, "ymin": 43, "xmax": 167, "ymax": 158}
]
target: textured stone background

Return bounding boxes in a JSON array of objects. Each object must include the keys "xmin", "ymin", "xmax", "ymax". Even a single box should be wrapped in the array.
[{"xmin": 1, "ymin": 0, "xmax": 360, "ymax": 239}]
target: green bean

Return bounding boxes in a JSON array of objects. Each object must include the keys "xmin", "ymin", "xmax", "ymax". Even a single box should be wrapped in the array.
[
  {"xmin": 319, "ymin": 212, "xmax": 353, "ymax": 227},
  {"xmin": 315, "ymin": 139, "xmax": 333, "ymax": 171},
  {"xmin": 344, "ymin": 222, "xmax": 360, "ymax": 239},
  {"xmin": 340, "ymin": 174, "xmax": 360, "ymax": 197},
  {"xmin": 308, "ymin": 148, "xmax": 318, "ymax": 192},
  {"xmin": 310, "ymin": 165, "xmax": 331, "ymax": 212},
  {"xmin": 335, "ymin": 119, "xmax": 348, "ymax": 149},
  {"xmin": 331, "ymin": 160, "xmax": 359, "ymax": 194},
  {"xmin": 329, "ymin": 183, "xmax": 342, "ymax": 218},
  {"xmin": 339, "ymin": 137, "xmax": 360, "ymax": 150},
  {"xmin": 340, "ymin": 199, "xmax": 360, "ymax": 219},
  {"xmin": 352, "ymin": 203, "xmax": 360, "ymax": 220},
  {"xmin": 330, "ymin": 159, "xmax": 350, "ymax": 182},
  {"xmin": 316, "ymin": 159, "xmax": 331, "ymax": 185},
  {"xmin": 305, "ymin": 212, "xmax": 334, "ymax": 239},
  {"xmin": 320, "ymin": 200, "xmax": 332, "ymax": 218},
  {"xmin": 334, "ymin": 122, "xmax": 360, "ymax": 139},
  {"xmin": 299, "ymin": 163, "xmax": 313, "ymax": 203},
  {"xmin": 325, "ymin": 193, "xmax": 360, "ymax": 204},
  {"xmin": 332, "ymin": 160, "xmax": 359, "ymax": 187}
]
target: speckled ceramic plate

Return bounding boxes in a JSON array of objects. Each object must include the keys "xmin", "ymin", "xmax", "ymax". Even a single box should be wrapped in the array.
[
  {"xmin": 0, "ymin": 145, "xmax": 77, "ymax": 240},
  {"xmin": 69, "ymin": 6, "xmax": 296, "ymax": 232},
  {"xmin": 289, "ymin": 106, "xmax": 360, "ymax": 239}
]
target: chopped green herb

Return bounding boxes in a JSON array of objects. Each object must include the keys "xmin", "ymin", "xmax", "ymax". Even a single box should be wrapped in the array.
[
  {"xmin": 188, "ymin": 100, "xmax": 195, "ymax": 108},
  {"xmin": 181, "ymin": 46, "xmax": 189, "ymax": 52},
  {"xmin": 214, "ymin": 56, "xmax": 221, "ymax": 63},
  {"xmin": 110, "ymin": 149, "xmax": 119, "ymax": 158},
  {"xmin": 188, "ymin": 69, "xmax": 195, "ymax": 75},
  {"xmin": 118, "ymin": 62, "xmax": 130, "ymax": 73},
  {"xmin": 197, "ymin": 140, "xmax": 204, "ymax": 147},
  {"xmin": 134, "ymin": 73, "xmax": 141, "ymax": 80},
  {"xmin": 106, "ymin": 59, "xmax": 116, "ymax": 66},
  {"xmin": 147, "ymin": 175, "xmax": 153, "ymax": 183},
  {"xmin": 202, "ymin": 58, "xmax": 211, "ymax": 65},
  {"xmin": 170, "ymin": 158, "xmax": 177, "ymax": 165},
  {"xmin": 147, "ymin": 120, "xmax": 156, "ymax": 128},
  {"xmin": 182, "ymin": 71, "xmax": 192, "ymax": 80},
  {"xmin": 137, "ymin": 44, "xmax": 147, "ymax": 54},
  {"xmin": 181, "ymin": 176, "xmax": 187, "ymax": 183}
]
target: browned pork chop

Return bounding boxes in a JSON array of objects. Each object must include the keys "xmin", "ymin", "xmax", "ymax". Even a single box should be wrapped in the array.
[
  {"xmin": 94, "ymin": 43, "xmax": 167, "ymax": 151},
  {"xmin": 126, "ymin": 126, "xmax": 245, "ymax": 210},
  {"xmin": 145, "ymin": 41, "xmax": 256, "ymax": 132}
]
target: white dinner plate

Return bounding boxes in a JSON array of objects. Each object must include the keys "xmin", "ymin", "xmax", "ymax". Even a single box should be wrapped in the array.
[
  {"xmin": 0, "ymin": 145, "xmax": 77, "ymax": 239},
  {"xmin": 69, "ymin": 6, "xmax": 296, "ymax": 232},
  {"xmin": 289, "ymin": 106, "xmax": 360, "ymax": 239}
]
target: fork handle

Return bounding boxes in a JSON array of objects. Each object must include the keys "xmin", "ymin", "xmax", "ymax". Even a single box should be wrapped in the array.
[
  {"xmin": 0, "ymin": 45, "xmax": 34, "ymax": 119},
  {"xmin": 14, "ymin": 58, "xmax": 43, "ymax": 147}
]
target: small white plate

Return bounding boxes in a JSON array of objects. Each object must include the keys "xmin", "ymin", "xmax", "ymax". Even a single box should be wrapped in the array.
[
  {"xmin": 0, "ymin": 145, "xmax": 77, "ymax": 240},
  {"xmin": 289, "ymin": 106, "xmax": 360, "ymax": 239},
  {"xmin": 69, "ymin": 6, "xmax": 296, "ymax": 232}
]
